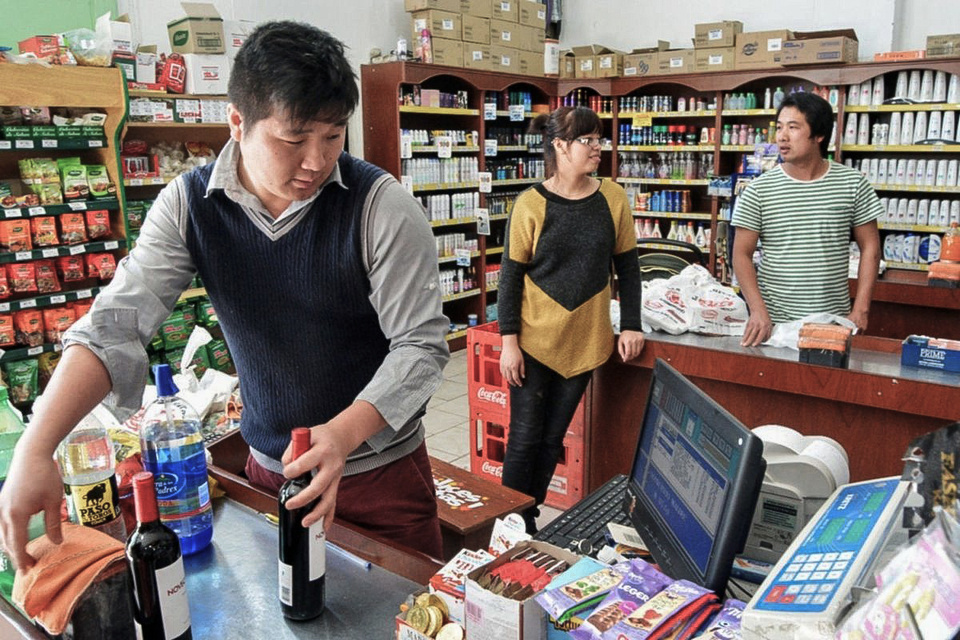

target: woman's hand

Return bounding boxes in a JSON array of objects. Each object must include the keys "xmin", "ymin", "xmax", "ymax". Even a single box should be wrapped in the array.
[
  {"xmin": 499, "ymin": 335, "xmax": 525, "ymax": 387},
  {"xmin": 618, "ymin": 330, "xmax": 645, "ymax": 362}
]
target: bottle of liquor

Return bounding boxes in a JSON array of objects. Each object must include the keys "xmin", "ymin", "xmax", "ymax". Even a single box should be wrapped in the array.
[
  {"xmin": 140, "ymin": 364, "xmax": 213, "ymax": 555},
  {"xmin": 278, "ymin": 427, "xmax": 325, "ymax": 620},
  {"xmin": 58, "ymin": 410, "xmax": 127, "ymax": 542},
  {"xmin": 126, "ymin": 471, "xmax": 192, "ymax": 640}
]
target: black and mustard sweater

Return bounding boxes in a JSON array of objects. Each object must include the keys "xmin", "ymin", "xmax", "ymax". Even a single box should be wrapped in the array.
[{"xmin": 498, "ymin": 179, "xmax": 642, "ymax": 378}]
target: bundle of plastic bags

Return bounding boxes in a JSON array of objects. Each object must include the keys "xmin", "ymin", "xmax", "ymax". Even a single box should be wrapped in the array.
[{"xmin": 641, "ymin": 265, "xmax": 748, "ymax": 337}]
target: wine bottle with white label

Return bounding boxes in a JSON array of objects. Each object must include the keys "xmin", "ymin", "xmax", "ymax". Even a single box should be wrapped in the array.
[
  {"xmin": 278, "ymin": 427, "xmax": 325, "ymax": 620},
  {"xmin": 126, "ymin": 471, "xmax": 192, "ymax": 640}
]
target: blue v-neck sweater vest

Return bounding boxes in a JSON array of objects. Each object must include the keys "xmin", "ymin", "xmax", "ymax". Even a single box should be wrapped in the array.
[{"xmin": 181, "ymin": 155, "xmax": 391, "ymax": 462}]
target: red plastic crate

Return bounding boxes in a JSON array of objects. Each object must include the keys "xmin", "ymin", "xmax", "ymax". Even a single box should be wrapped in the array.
[
  {"xmin": 466, "ymin": 321, "xmax": 586, "ymax": 438},
  {"xmin": 469, "ymin": 409, "xmax": 584, "ymax": 511}
]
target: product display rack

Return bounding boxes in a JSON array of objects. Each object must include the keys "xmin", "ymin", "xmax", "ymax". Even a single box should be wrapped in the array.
[{"xmin": 0, "ymin": 65, "xmax": 129, "ymax": 385}]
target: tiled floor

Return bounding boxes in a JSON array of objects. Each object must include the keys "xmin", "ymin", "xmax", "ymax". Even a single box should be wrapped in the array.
[{"xmin": 425, "ymin": 348, "xmax": 561, "ymax": 528}]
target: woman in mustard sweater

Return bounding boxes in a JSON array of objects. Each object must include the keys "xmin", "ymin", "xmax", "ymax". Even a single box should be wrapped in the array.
[{"xmin": 498, "ymin": 106, "xmax": 645, "ymax": 533}]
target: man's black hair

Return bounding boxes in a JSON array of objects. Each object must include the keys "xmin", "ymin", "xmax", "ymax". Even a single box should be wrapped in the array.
[
  {"xmin": 777, "ymin": 92, "xmax": 834, "ymax": 158},
  {"xmin": 228, "ymin": 21, "xmax": 358, "ymax": 128}
]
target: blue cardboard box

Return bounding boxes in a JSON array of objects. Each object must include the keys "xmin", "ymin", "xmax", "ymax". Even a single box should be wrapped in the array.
[{"xmin": 901, "ymin": 335, "xmax": 960, "ymax": 373}]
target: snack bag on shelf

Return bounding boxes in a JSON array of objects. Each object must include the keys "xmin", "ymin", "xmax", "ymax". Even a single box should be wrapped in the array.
[
  {"xmin": 0, "ymin": 270, "xmax": 8, "ymax": 299},
  {"xmin": 6, "ymin": 263, "xmax": 38, "ymax": 294},
  {"xmin": 34, "ymin": 260, "xmax": 61, "ymax": 293},
  {"xmin": 30, "ymin": 217, "xmax": 59, "ymax": 247},
  {"xmin": 84, "ymin": 209, "xmax": 111, "ymax": 239},
  {"xmin": 2, "ymin": 359, "xmax": 39, "ymax": 405},
  {"xmin": 13, "ymin": 309, "xmax": 43, "ymax": 347},
  {"xmin": 0, "ymin": 220, "xmax": 32, "ymax": 253},
  {"xmin": 56, "ymin": 255, "xmax": 85, "ymax": 282},
  {"xmin": 59, "ymin": 212, "xmax": 88, "ymax": 245},
  {"xmin": 42, "ymin": 306, "xmax": 76, "ymax": 343},
  {"xmin": 0, "ymin": 315, "xmax": 15, "ymax": 347},
  {"xmin": 85, "ymin": 253, "xmax": 117, "ymax": 280}
]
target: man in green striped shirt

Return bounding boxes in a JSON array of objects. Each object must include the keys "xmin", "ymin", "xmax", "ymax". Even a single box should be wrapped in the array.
[{"xmin": 732, "ymin": 92, "xmax": 882, "ymax": 347}]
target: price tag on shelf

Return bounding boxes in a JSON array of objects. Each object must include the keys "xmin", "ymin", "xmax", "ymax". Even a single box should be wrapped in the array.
[
  {"xmin": 41, "ymin": 139, "xmax": 57, "ymax": 148},
  {"xmin": 400, "ymin": 134, "xmax": 413, "ymax": 159},
  {"xmin": 50, "ymin": 295, "xmax": 66, "ymax": 305},
  {"xmin": 455, "ymin": 248, "xmax": 472, "ymax": 266},
  {"xmin": 4, "ymin": 209, "xmax": 21, "ymax": 218},
  {"xmin": 0, "ymin": 303, "xmax": 8, "ymax": 312},
  {"xmin": 69, "ymin": 245, "xmax": 86, "ymax": 255},
  {"xmin": 77, "ymin": 289, "xmax": 93, "ymax": 299},
  {"xmin": 68, "ymin": 201, "xmax": 88, "ymax": 211},
  {"xmin": 509, "ymin": 104, "xmax": 525, "ymax": 122},
  {"xmin": 476, "ymin": 208, "xmax": 490, "ymax": 236},
  {"xmin": 400, "ymin": 175, "xmax": 414, "ymax": 195},
  {"xmin": 88, "ymin": 140, "xmax": 103, "ymax": 148},
  {"xmin": 19, "ymin": 299, "xmax": 36, "ymax": 309},
  {"xmin": 436, "ymin": 135, "xmax": 453, "ymax": 159},
  {"xmin": 483, "ymin": 102, "xmax": 497, "ymax": 121},
  {"xmin": 0, "ymin": 141, "xmax": 10, "ymax": 150},
  {"xmin": 14, "ymin": 251, "xmax": 31, "ymax": 261},
  {"xmin": 104, "ymin": 241, "xmax": 120, "ymax": 250},
  {"xmin": 15, "ymin": 140, "xmax": 34, "ymax": 149},
  {"xmin": 484, "ymin": 139, "xmax": 498, "ymax": 157},
  {"xmin": 128, "ymin": 178, "xmax": 144, "ymax": 186},
  {"xmin": 478, "ymin": 171, "xmax": 492, "ymax": 193},
  {"xmin": 41, "ymin": 249, "xmax": 58, "ymax": 258},
  {"xmin": 27, "ymin": 346, "xmax": 43, "ymax": 356},
  {"xmin": 54, "ymin": 343, "xmax": 63, "ymax": 352},
  {"xmin": 632, "ymin": 114, "xmax": 652, "ymax": 128}
]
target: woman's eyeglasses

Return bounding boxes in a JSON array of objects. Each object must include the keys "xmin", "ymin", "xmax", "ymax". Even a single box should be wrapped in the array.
[{"xmin": 571, "ymin": 136, "xmax": 602, "ymax": 148}]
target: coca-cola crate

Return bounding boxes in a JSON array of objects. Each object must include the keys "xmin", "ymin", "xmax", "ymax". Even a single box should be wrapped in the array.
[
  {"xmin": 469, "ymin": 410, "xmax": 584, "ymax": 511},
  {"xmin": 466, "ymin": 321, "xmax": 585, "ymax": 438}
]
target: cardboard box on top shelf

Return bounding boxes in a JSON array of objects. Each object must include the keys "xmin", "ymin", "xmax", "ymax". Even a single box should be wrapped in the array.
[
  {"xmin": 518, "ymin": 2, "xmax": 546, "ymax": 29},
  {"xmin": 463, "ymin": 15, "xmax": 491, "ymax": 44},
  {"xmin": 167, "ymin": 2, "xmax": 225, "ymax": 54},
  {"xmin": 517, "ymin": 49, "xmax": 545, "ymax": 76},
  {"xmin": 657, "ymin": 47, "xmax": 696, "ymax": 75},
  {"xmin": 405, "ymin": 0, "xmax": 460, "ymax": 12},
  {"xmin": 430, "ymin": 37, "xmax": 465, "ymax": 67},
  {"xmin": 735, "ymin": 29, "xmax": 793, "ymax": 70},
  {"xmin": 491, "ymin": 0, "xmax": 519, "ymax": 23},
  {"xmin": 135, "ymin": 45, "xmax": 158, "ymax": 84},
  {"xmin": 411, "ymin": 10, "xmax": 463, "ymax": 42},
  {"xmin": 489, "ymin": 44, "xmax": 519, "ymax": 73},
  {"xmin": 623, "ymin": 41, "xmax": 669, "ymax": 77},
  {"xmin": 463, "ymin": 43, "xmax": 493, "ymax": 70},
  {"xmin": 694, "ymin": 20, "xmax": 743, "ymax": 48},
  {"xmin": 182, "ymin": 53, "xmax": 229, "ymax": 94},
  {"xmin": 460, "ymin": 0, "xmax": 492, "ymax": 18},
  {"xmin": 596, "ymin": 49, "xmax": 624, "ymax": 77},
  {"xmin": 222, "ymin": 20, "xmax": 256, "ymax": 60},
  {"xmin": 510, "ymin": 23, "xmax": 543, "ymax": 53},
  {"xmin": 559, "ymin": 49, "xmax": 576, "ymax": 78},
  {"xmin": 95, "ymin": 12, "xmax": 134, "ymax": 54},
  {"xmin": 570, "ymin": 44, "xmax": 606, "ymax": 79},
  {"xmin": 781, "ymin": 29, "xmax": 858, "ymax": 65},
  {"xmin": 695, "ymin": 46, "xmax": 736, "ymax": 72},
  {"xmin": 926, "ymin": 33, "xmax": 960, "ymax": 58}
]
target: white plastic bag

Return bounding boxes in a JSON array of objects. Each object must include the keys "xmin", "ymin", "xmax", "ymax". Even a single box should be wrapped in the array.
[
  {"xmin": 641, "ymin": 265, "xmax": 748, "ymax": 336},
  {"xmin": 764, "ymin": 312, "xmax": 858, "ymax": 350}
]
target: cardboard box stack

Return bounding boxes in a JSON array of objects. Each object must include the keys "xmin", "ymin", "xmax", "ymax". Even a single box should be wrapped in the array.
[
  {"xmin": 406, "ymin": 0, "xmax": 546, "ymax": 75},
  {"xmin": 692, "ymin": 20, "xmax": 740, "ymax": 73},
  {"xmin": 926, "ymin": 33, "xmax": 960, "ymax": 59},
  {"xmin": 167, "ymin": 2, "xmax": 229, "ymax": 94}
]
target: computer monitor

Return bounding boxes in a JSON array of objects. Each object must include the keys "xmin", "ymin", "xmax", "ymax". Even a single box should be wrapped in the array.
[{"xmin": 625, "ymin": 359, "xmax": 766, "ymax": 595}]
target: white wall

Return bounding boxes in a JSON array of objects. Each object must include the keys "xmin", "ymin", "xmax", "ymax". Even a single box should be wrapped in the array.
[{"xmin": 893, "ymin": 0, "xmax": 960, "ymax": 52}]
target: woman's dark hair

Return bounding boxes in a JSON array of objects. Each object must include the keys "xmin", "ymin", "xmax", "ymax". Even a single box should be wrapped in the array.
[
  {"xmin": 529, "ymin": 106, "xmax": 602, "ymax": 177},
  {"xmin": 777, "ymin": 92, "xmax": 833, "ymax": 158},
  {"xmin": 228, "ymin": 21, "xmax": 358, "ymax": 128}
]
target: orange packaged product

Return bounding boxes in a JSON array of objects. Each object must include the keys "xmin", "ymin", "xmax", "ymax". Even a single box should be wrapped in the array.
[
  {"xmin": 42, "ymin": 306, "xmax": 77, "ymax": 343},
  {"xmin": 30, "ymin": 216, "xmax": 59, "ymax": 247},
  {"xmin": 0, "ymin": 314, "xmax": 14, "ymax": 347},
  {"xmin": 0, "ymin": 268, "xmax": 9, "ymax": 300},
  {"xmin": 59, "ymin": 212, "xmax": 88, "ymax": 245},
  {"xmin": 34, "ymin": 259, "xmax": 61, "ymax": 293},
  {"xmin": 57, "ymin": 255, "xmax": 85, "ymax": 282},
  {"xmin": 6, "ymin": 263, "xmax": 38, "ymax": 294},
  {"xmin": 71, "ymin": 299, "xmax": 93, "ymax": 317},
  {"xmin": 14, "ymin": 309, "xmax": 43, "ymax": 347},
  {"xmin": 86, "ymin": 253, "xmax": 117, "ymax": 280},
  {"xmin": 0, "ymin": 220, "xmax": 33, "ymax": 253},
  {"xmin": 85, "ymin": 209, "xmax": 111, "ymax": 240}
]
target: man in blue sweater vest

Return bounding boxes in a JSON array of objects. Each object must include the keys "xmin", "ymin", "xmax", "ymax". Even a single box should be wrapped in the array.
[{"xmin": 0, "ymin": 21, "xmax": 450, "ymax": 568}]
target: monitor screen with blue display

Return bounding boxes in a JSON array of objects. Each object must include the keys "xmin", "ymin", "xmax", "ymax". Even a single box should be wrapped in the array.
[{"xmin": 625, "ymin": 359, "xmax": 766, "ymax": 594}]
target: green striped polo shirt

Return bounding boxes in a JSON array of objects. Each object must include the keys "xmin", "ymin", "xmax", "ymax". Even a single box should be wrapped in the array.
[{"xmin": 732, "ymin": 162, "xmax": 883, "ymax": 323}]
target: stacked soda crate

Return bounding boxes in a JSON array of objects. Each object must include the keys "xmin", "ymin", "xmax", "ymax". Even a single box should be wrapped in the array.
[
  {"xmin": 405, "ymin": 0, "xmax": 546, "ymax": 76},
  {"xmin": 465, "ymin": 322, "xmax": 584, "ymax": 510}
]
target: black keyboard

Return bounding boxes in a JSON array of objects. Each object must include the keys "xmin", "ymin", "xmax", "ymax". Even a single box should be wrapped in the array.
[{"xmin": 534, "ymin": 474, "xmax": 631, "ymax": 557}]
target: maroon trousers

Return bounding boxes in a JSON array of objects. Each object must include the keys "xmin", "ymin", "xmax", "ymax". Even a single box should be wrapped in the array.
[{"xmin": 245, "ymin": 441, "xmax": 443, "ymax": 559}]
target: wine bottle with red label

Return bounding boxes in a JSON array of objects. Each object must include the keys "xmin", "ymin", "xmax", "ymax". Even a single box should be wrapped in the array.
[
  {"xmin": 278, "ymin": 427, "xmax": 325, "ymax": 620},
  {"xmin": 125, "ymin": 471, "xmax": 192, "ymax": 640}
]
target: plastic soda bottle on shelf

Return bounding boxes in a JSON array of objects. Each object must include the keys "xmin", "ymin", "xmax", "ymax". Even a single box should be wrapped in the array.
[
  {"xmin": 58, "ymin": 409, "xmax": 127, "ymax": 543},
  {"xmin": 0, "ymin": 386, "xmax": 25, "ymax": 487},
  {"xmin": 140, "ymin": 364, "xmax": 213, "ymax": 555}
]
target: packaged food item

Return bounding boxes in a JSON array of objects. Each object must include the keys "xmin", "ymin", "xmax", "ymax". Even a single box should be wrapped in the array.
[
  {"xmin": 72, "ymin": 299, "xmax": 93, "ymax": 317},
  {"xmin": 537, "ymin": 561, "xmax": 633, "ymax": 624},
  {"xmin": 125, "ymin": 200, "xmax": 149, "ymax": 231},
  {"xmin": 59, "ymin": 213, "xmax": 88, "ymax": 245},
  {"xmin": 0, "ymin": 269, "xmax": 8, "ymax": 300},
  {"xmin": 57, "ymin": 255, "xmax": 86, "ymax": 282},
  {"xmin": 42, "ymin": 307, "xmax": 76, "ymax": 343},
  {"xmin": 195, "ymin": 299, "xmax": 218, "ymax": 327},
  {"xmin": 569, "ymin": 560, "xmax": 673, "ymax": 640},
  {"xmin": 34, "ymin": 260, "xmax": 61, "ymax": 293},
  {"xmin": 30, "ymin": 216, "xmax": 59, "ymax": 247},
  {"xmin": 0, "ymin": 220, "xmax": 33, "ymax": 253},
  {"xmin": 61, "ymin": 164, "xmax": 89, "ymax": 201},
  {"xmin": 85, "ymin": 166, "xmax": 115, "ymax": 199},
  {"xmin": 84, "ymin": 210, "xmax": 111, "ymax": 239},
  {"xmin": 20, "ymin": 107, "xmax": 51, "ymax": 125},
  {"xmin": 2, "ymin": 359, "xmax": 39, "ymax": 405},
  {"xmin": 6, "ymin": 263, "xmax": 38, "ymax": 294},
  {"xmin": 607, "ymin": 579, "xmax": 718, "ymax": 640},
  {"xmin": 0, "ymin": 315, "xmax": 15, "ymax": 347},
  {"xmin": 14, "ymin": 309, "xmax": 44, "ymax": 347},
  {"xmin": 37, "ymin": 350, "xmax": 61, "ymax": 387},
  {"xmin": 85, "ymin": 253, "xmax": 116, "ymax": 280},
  {"xmin": 206, "ymin": 339, "xmax": 233, "ymax": 372},
  {"xmin": 690, "ymin": 599, "xmax": 745, "ymax": 639}
]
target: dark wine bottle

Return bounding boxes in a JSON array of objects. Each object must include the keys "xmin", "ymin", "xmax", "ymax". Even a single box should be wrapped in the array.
[
  {"xmin": 278, "ymin": 428, "xmax": 325, "ymax": 620},
  {"xmin": 125, "ymin": 471, "xmax": 192, "ymax": 640}
]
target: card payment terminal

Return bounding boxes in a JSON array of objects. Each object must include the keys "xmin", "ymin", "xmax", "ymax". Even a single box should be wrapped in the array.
[{"xmin": 742, "ymin": 477, "xmax": 913, "ymax": 639}]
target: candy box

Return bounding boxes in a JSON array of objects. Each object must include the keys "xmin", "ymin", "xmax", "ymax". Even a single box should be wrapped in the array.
[{"xmin": 465, "ymin": 540, "xmax": 578, "ymax": 640}]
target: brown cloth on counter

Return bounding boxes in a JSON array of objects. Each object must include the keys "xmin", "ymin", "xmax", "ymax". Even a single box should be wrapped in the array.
[{"xmin": 12, "ymin": 522, "xmax": 126, "ymax": 635}]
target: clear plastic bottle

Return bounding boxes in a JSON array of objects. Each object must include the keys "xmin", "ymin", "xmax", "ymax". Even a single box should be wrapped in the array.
[
  {"xmin": 58, "ymin": 409, "xmax": 127, "ymax": 543},
  {"xmin": 0, "ymin": 386, "xmax": 25, "ymax": 485},
  {"xmin": 140, "ymin": 364, "xmax": 213, "ymax": 555}
]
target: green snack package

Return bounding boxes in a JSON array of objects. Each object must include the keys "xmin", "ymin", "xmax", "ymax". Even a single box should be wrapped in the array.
[{"xmin": 2, "ymin": 359, "xmax": 39, "ymax": 405}]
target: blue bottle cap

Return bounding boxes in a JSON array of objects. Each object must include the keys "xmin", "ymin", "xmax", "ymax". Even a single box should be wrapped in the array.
[{"xmin": 152, "ymin": 364, "xmax": 179, "ymax": 397}]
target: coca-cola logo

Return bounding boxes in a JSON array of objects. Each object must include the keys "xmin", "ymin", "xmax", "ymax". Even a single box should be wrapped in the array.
[
  {"xmin": 481, "ymin": 461, "xmax": 503, "ymax": 477},
  {"xmin": 476, "ymin": 386, "xmax": 507, "ymax": 407}
]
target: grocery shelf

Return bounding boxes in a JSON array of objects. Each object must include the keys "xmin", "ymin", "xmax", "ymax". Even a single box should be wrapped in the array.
[
  {"xmin": 720, "ymin": 109, "xmax": 777, "ymax": 116},
  {"xmin": 634, "ymin": 211, "xmax": 712, "ymax": 220},
  {"xmin": 884, "ymin": 261, "xmax": 930, "ymax": 271},
  {"xmin": 0, "ymin": 286, "xmax": 101, "ymax": 314},
  {"xmin": 619, "ymin": 110, "xmax": 717, "ymax": 118},
  {"xmin": 870, "ymin": 183, "xmax": 960, "ymax": 193},
  {"xmin": 721, "ymin": 145, "xmax": 768, "ymax": 152},
  {"xmin": 0, "ymin": 198, "xmax": 121, "ymax": 220},
  {"xmin": 445, "ymin": 329, "xmax": 468, "ymax": 341},
  {"xmin": 413, "ymin": 181, "xmax": 480, "ymax": 193},
  {"xmin": 0, "ymin": 137, "xmax": 106, "ymax": 151},
  {"xmin": 411, "ymin": 145, "xmax": 480, "ymax": 154},
  {"xmin": 124, "ymin": 176, "xmax": 171, "ymax": 187},
  {"xmin": 491, "ymin": 178, "xmax": 539, "ymax": 187},
  {"xmin": 0, "ymin": 239, "xmax": 125, "ymax": 265},
  {"xmin": 619, "ymin": 145, "xmax": 715, "ymax": 152},
  {"xmin": 486, "ymin": 247, "xmax": 504, "ymax": 255},
  {"xmin": 430, "ymin": 216, "xmax": 477, "ymax": 228},
  {"xmin": 494, "ymin": 110, "xmax": 537, "ymax": 118},
  {"xmin": 490, "ymin": 214, "xmax": 509, "ymax": 221},
  {"xmin": 442, "ymin": 288, "xmax": 482, "ymax": 303},
  {"xmin": 0, "ymin": 342, "xmax": 62, "ymax": 363},
  {"xmin": 126, "ymin": 121, "xmax": 228, "ymax": 128},
  {"xmin": 400, "ymin": 106, "xmax": 480, "ymax": 116},
  {"xmin": 496, "ymin": 145, "xmax": 535, "ymax": 152},
  {"xmin": 617, "ymin": 178, "xmax": 711, "ymax": 186},
  {"xmin": 845, "ymin": 103, "xmax": 960, "ymax": 113},
  {"xmin": 438, "ymin": 250, "xmax": 481, "ymax": 264},
  {"xmin": 879, "ymin": 223, "xmax": 953, "ymax": 233},
  {"xmin": 842, "ymin": 144, "xmax": 960, "ymax": 153}
]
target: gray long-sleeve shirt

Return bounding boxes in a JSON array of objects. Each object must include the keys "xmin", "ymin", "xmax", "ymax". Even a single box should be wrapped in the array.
[{"xmin": 64, "ymin": 140, "xmax": 450, "ymax": 474}]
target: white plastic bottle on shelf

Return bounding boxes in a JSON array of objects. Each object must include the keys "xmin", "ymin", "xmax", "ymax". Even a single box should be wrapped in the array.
[
  {"xmin": 897, "ymin": 198, "xmax": 909, "ymax": 222},
  {"xmin": 872, "ymin": 76, "xmax": 885, "ymax": 106},
  {"xmin": 930, "ymin": 200, "xmax": 941, "ymax": 225},
  {"xmin": 685, "ymin": 222, "xmax": 696, "ymax": 244},
  {"xmin": 915, "ymin": 160, "xmax": 927, "ymax": 186},
  {"xmin": 900, "ymin": 112, "xmax": 915, "ymax": 146},
  {"xmin": 868, "ymin": 158, "xmax": 879, "ymax": 184},
  {"xmin": 937, "ymin": 159, "xmax": 949, "ymax": 186},
  {"xmin": 887, "ymin": 198, "xmax": 899, "ymax": 221},
  {"xmin": 888, "ymin": 112, "xmax": 902, "ymax": 146},
  {"xmin": 952, "ymin": 201, "xmax": 960, "ymax": 225},
  {"xmin": 772, "ymin": 87, "xmax": 784, "ymax": 110},
  {"xmin": 857, "ymin": 113, "xmax": 870, "ymax": 146},
  {"xmin": 843, "ymin": 113, "xmax": 858, "ymax": 145},
  {"xmin": 895, "ymin": 159, "xmax": 908, "ymax": 185},
  {"xmin": 949, "ymin": 74, "xmax": 960, "ymax": 104},
  {"xmin": 907, "ymin": 71, "xmax": 922, "ymax": 101},
  {"xmin": 925, "ymin": 160, "xmax": 937, "ymax": 187},
  {"xmin": 920, "ymin": 70, "xmax": 934, "ymax": 102},
  {"xmin": 917, "ymin": 200, "xmax": 930, "ymax": 226},
  {"xmin": 882, "ymin": 235, "xmax": 896, "ymax": 262},
  {"xmin": 895, "ymin": 72, "xmax": 909, "ymax": 100},
  {"xmin": 906, "ymin": 199, "xmax": 918, "ymax": 224},
  {"xmin": 858, "ymin": 79, "xmax": 872, "ymax": 106},
  {"xmin": 948, "ymin": 159, "xmax": 959, "ymax": 186},
  {"xmin": 667, "ymin": 220, "xmax": 679, "ymax": 240},
  {"xmin": 650, "ymin": 220, "xmax": 662, "ymax": 238},
  {"xmin": 763, "ymin": 87, "xmax": 771, "ymax": 110},
  {"xmin": 928, "ymin": 111, "xmax": 942, "ymax": 140},
  {"xmin": 695, "ymin": 224, "xmax": 706, "ymax": 249},
  {"xmin": 942, "ymin": 111, "xmax": 956, "ymax": 141},
  {"xmin": 878, "ymin": 158, "xmax": 889, "ymax": 185},
  {"xmin": 913, "ymin": 112, "xmax": 928, "ymax": 144},
  {"xmin": 906, "ymin": 159, "xmax": 918, "ymax": 185},
  {"xmin": 934, "ymin": 71, "xmax": 948, "ymax": 103},
  {"xmin": 0, "ymin": 387, "xmax": 25, "ymax": 487}
]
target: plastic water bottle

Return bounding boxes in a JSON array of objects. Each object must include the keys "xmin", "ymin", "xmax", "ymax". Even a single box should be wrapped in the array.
[
  {"xmin": 0, "ymin": 386, "xmax": 25, "ymax": 487},
  {"xmin": 140, "ymin": 364, "xmax": 212, "ymax": 555},
  {"xmin": 58, "ymin": 410, "xmax": 127, "ymax": 543}
]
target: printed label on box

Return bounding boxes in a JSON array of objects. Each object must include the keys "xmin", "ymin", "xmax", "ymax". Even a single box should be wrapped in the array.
[
  {"xmin": 580, "ymin": 59, "xmax": 593, "ymax": 71},
  {"xmin": 670, "ymin": 56, "xmax": 683, "ymax": 68},
  {"xmin": 709, "ymin": 54, "xmax": 722, "ymax": 65},
  {"xmin": 768, "ymin": 38, "xmax": 783, "ymax": 51},
  {"xmin": 709, "ymin": 29, "xmax": 723, "ymax": 41},
  {"xmin": 442, "ymin": 19, "xmax": 454, "ymax": 30},
  {"xmin": 600, "ymin": 57, "xmax": 612, "ymax": 68},
  {"xmin": 502, "ymin": 30, "xmax": 511, "ymax": 42}
]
